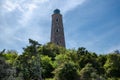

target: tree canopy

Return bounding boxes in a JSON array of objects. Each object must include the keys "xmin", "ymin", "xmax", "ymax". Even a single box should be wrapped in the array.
[{"xmin": 0, "ymin": 39, "xmax": 120, "ymax": 80}]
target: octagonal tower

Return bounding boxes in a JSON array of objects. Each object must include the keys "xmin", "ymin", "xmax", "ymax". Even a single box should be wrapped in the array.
[{"xmin": 50, "ymin": 9, "xmax": 66, "ymax": 47}]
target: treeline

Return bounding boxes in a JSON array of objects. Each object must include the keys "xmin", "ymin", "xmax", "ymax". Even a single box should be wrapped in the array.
[{"xmin": 0, "ymin": 39, "xmax": 120, "ymax": 80}]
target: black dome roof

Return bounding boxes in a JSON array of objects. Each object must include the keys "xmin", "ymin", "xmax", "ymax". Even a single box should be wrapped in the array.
[{"xmin": 54, "ymin": 9, "xmax": 60, "ymax": 14}]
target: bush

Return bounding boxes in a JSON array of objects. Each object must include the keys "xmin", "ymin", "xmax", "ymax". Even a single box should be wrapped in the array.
[{"xmin": 54, "ymin": 62, "xmax": 79, "ymax": 80}]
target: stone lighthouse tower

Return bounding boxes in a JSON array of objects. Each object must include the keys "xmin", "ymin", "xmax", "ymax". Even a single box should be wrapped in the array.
[{"xmin": 50, "ymin": 9, "xmax": 66, "ymax": 47}]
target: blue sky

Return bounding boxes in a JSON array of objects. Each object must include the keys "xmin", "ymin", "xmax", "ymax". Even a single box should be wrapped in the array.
[{"xmin": 0, "ymin": 0, "xmax": 120, "ymax": 54}]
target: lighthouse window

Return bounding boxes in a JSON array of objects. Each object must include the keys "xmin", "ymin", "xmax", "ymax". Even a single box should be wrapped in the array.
[
  {"xmin": 56, "ymin": 29, "xmax": 59, "ymax": 32},
  {"xmin": 56, "ymin": 18, "xmax": 59, "ymax": 22}
]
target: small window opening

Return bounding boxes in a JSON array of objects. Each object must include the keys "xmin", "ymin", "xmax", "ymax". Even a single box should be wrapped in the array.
[
  {"xmin": 56, "ymin": 29, "xmax": 59, "ymax": 32},
  {"xmin": 56, "ymin": 18, "xmax": 59, "ymax": 22}
]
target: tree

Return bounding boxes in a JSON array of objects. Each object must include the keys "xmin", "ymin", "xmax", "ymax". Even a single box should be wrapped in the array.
[
  {"xmin": 77, "ymin": 47, "xmax": 88, "ymax": 56},
  {"xmin": 40, "ymin": 42, "xmax": 65, "ymax": 60},
  {"xmin": 78, "ymin": 52, "xmax": 99, "ymax": 70},
  {"xmin": 54, "ymin": 62, "xmax": 79, "ymax": 80},
  {"xmin": 80, "ymin": 63, "xmax": 105, "ymax": 80},
  {"xmin": 0, "ymin": 53, "xmax": 16, "ymax": 80},
  {"xmin": 15, "ymin": 39, "xmax": 43, "ymax": 80},
  {"xmin": 41, "ymin": 56, "xmax": 54, "ymax": 79},
  {"xmin": 97, "ymin": 55, "xmax": 106, "ymax": 74},
  {"xmin": 104, "ymin": 54, "xmax": 120, "ymax": 78},
  {"xmin": 114, "ymin": 50, "xmax": 120, "ymax": 54},
  {"xmin": 0, "ymin": 49, "xmax": 6, "ymax": 54},
  {"xmin": 23, "ymin": 39, "xmax": 41, "ymax": 56},
  {"xmin": 3, "ymin": 50, "xmax": 18, "ymax": 66}
]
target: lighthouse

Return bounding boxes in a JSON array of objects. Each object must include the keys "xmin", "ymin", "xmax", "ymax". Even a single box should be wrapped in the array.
[{"xmin": 50, "ymin": 9, "xmax": 66, "ymax": 48}]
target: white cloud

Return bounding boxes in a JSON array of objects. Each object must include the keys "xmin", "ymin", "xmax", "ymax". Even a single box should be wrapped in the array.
[
  {"xmin": 62, "ymin": 0, "xmax": 86, "ymax": 14},
  {"xmin": 18, "ymin": 4, "xmax": 37, "ymax": 26},
  {"xmin": 3, "ymin": 1, "xmax": 17, "ymax": 12},
  {"xmin": 0, "ymin": 0, "xmax": 86, "ymax": 53},
  {"xmin": 1, "ymin": 0, "xmax": 119, "ymax": 54}
]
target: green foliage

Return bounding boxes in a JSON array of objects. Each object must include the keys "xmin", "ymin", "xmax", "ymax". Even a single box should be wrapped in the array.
[
  {"xmin": 78, "ymin": 51, "xmax": 99, "ymax": 70},
  {"xmin": 14, "ymin": 39, "xmax": 42, "ymax": 80},
  {"xmin": 3, "ymin": 50, "xmax": 18, "ymax": 65},
  {"xmin": 1, "ymin": 39, "xmax": 120, "ymax": 80},
  {"xmin": 104, "ymin": 54, "xmax": 120, "ymax": 78},
  {"xmin": 0, "ymin": 53, "xmax": 16, "ymax": 80},
  {"xmin": 23, "ymin": 39, "xmax": 41, "ymax": 56},
  {"xmin": 41, "ymin": 55, "xmax": 54, "ymax": 78},
  {"xmin": 80, "ymin": 63, "xmax": 102, "ymax": 80},
  {"xmin": 77, "ymin": 47, "xmax": 88, "ymax": 56},
  {"xmin": 54, "ymin": 62, "xmax": 79, "ymax": 80},
  {"xmin": 39, "ymin": 42, "xmax": 66, "ymax": 60}
]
